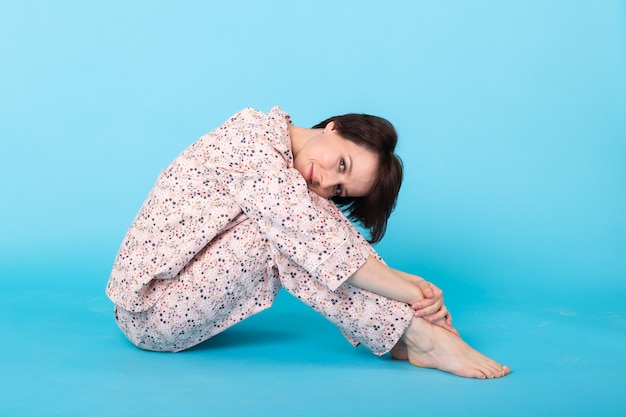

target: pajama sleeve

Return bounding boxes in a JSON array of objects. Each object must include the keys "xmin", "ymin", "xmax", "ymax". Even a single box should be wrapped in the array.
[{"xmin": 208, "ymin": 164, "xmax": 373, "ymax": 292}]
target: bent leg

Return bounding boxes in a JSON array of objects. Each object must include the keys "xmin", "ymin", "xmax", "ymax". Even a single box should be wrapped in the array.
[
  {"xmin": 275, "ymin": 256, "xmax": 415, "ymax": 356},
  {"xmin": 114, "ymin": 219, "xmax": 280, "ymax": 352}
]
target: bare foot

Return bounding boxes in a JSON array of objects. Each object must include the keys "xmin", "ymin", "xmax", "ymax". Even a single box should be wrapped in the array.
[
  {"xmin": 390, "ymin": 317, "xmax": 458, "ymax": 361},
  {"xmin": 392, "ymin": 317, "xmax": 510, "ymax": 379}
]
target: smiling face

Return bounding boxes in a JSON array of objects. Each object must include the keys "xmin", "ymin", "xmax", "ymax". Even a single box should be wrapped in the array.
[{"xmin": 293, "ymin": 122, "xmax": 379, "ymax": 199}]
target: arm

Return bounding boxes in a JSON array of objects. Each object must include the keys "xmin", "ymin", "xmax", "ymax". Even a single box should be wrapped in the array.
[
  {"xmin": 347, "ymin": 256, "xmax": 457, "ymax": 334},
  {"xmin": 347, "ymin": 256, "xmax": 433, "ymax": 306}
]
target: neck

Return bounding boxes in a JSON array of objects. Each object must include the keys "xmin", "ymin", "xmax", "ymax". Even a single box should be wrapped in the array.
[{"xmin": 288, "ymin": 125, "xmax": 321, "ymax": 158}]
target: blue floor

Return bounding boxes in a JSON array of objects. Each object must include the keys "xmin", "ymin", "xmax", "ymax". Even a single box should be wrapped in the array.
[{"xmin": 2, "ymin": 249, "xmax": 624, "ymax": 417}]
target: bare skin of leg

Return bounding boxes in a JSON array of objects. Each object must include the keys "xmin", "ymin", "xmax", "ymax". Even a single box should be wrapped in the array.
[{"xmin": 390, "ymin": 317, "xmax": 510, "ymax": 379}]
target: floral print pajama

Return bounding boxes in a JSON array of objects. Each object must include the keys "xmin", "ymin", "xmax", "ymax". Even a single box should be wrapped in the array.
[{"xmin": 106, "ymin": 107, "xmax": 414, "ymax": 355}]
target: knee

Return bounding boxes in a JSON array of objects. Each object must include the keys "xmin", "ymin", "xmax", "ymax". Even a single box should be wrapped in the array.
[{"xmin": 113, "ymin": 305, "xmax": 179, "ymax": 352}]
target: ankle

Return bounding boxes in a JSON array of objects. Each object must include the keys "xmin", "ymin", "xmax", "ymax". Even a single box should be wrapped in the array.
[{"xmin": 402, "ymin": 317, "xmax": 435, "ymax": 354}]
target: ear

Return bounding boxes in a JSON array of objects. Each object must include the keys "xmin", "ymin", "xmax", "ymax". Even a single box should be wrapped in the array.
[{"xmin": 325, "ymin": 121, "xmax": 336, "ymax": 132}]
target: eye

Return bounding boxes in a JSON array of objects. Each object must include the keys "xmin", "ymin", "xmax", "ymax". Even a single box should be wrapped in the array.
[{"xmin": 339, "ymin": 159, "xmax": 346, "ymax": 172}]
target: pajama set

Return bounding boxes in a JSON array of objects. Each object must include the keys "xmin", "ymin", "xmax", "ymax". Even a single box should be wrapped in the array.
[{"xmin": 106, "ymin": 106, "xmax": 414, "ymax": 355}]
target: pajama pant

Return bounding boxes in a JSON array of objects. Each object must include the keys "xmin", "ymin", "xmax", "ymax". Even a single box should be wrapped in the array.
[{"xmin": 113, "ymin": 218, "xmax": 414, "ymax": 356}]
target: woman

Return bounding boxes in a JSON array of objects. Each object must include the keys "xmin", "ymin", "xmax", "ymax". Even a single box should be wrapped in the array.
[{"xmin": 106, "ymin": 106, "xmax": 509, "ymax": 379}]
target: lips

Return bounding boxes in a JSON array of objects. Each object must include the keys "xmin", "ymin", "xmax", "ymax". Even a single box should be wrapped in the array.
[{"xmin": 307, "ymin": 164, "xmax": 313, "ymax": 184}]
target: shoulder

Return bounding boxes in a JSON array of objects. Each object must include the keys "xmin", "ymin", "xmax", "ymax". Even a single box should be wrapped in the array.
[
  {"xmin": 214, "ymin": 106, "xmax": 290, "ymax": 138},
  {"xmin": 239, "ymin": 106, "xmax": 292, "ymax": 133},
  {"xmin": 230, "ymin": 105, "xmax": 293, "ymax": 155},
  {"xmin": 227, "ymin": 106, "xmax": 290, "ymax": 122}
]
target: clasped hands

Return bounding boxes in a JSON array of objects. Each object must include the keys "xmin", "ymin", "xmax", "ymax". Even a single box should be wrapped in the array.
[{"xmin": 401, "ymin": 272, "xmax": 459, "ymax": 336}]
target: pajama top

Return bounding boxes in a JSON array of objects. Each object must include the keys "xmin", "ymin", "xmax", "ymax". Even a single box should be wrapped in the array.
[{"xmin": 106, "ymin": 106, "xmax": 378, "ymax": 313}]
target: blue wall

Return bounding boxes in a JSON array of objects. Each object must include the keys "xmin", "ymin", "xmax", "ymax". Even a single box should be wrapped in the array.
[{"xmin": 1, "ymin": 1, "xmax": 624, "ymax": 310}]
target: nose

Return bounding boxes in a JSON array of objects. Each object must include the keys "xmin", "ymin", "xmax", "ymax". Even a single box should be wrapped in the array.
[{"xmin": 317, "ymin": 172, "xmax": 338, "ymax": 198}]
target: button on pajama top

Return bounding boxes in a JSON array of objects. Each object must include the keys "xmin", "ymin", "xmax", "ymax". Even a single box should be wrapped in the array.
[{"xmin": 106, "ymin": 106, "xmax": 414, "ymax": 355}]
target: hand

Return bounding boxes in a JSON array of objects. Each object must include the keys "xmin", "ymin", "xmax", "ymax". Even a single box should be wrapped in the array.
[
  {"xmin": 410, "ymin": 280, "xmax": 459, "ymax": 336},
  {"xmin": 410, "ymin": 280, "xmax": 444, "ymax": 317}
]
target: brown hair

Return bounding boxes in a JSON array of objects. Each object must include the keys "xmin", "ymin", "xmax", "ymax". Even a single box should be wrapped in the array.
[{"xmin": 312, "ymin": 113, "xmax": 403, "ymax": 244}]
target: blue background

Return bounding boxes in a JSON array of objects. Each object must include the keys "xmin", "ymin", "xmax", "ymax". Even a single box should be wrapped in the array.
[{"xmin": 1, "ymin": 1, "xmax": 625, "ymax": 416}]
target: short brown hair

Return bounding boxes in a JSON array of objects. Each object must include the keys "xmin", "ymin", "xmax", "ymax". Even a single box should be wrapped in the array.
[{"xmin": 312, "ymin": 113, "xmax": 403, "ymax": 244}]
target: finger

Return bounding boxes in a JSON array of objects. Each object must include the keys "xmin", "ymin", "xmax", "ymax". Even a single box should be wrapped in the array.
[
  {"xmin": 411, "ymin": 297, "xmax": 438, "ymax": 310},
  {"xmin": 423, "ymin": 305, "xmax": 448, "ymax": 322},
  {"xmin": 429, "ymin": 283, "xmax": 443, "ymax": 299},
  {"xmin": 411, "ymin": 295, "xmax": 442, "ymax": 313},
  {"xmin": 413, "ymin": 298, "xmax": 444, "ymax": 317},
  {"xmin": 417, "ymin": 280, "xmax": 434, "ymax": 298},
  {"xmin": 412, "ymin": 292, "xmax": 445, "ymax": 310},
  {"xmin": 446, "ymin": 311, "xmax": 453, "ymax": 325}
]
